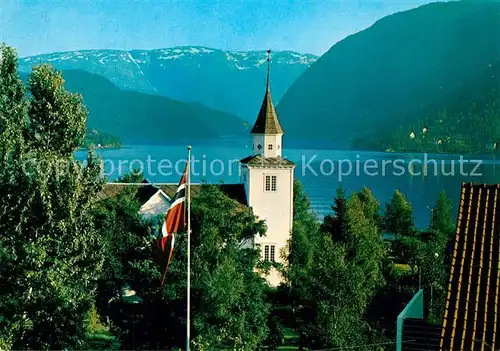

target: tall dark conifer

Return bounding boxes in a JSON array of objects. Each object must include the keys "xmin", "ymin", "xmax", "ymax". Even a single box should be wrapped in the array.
[{"xmin": 321, "ymin": 185, "xmax": 348, "ymax": 242}]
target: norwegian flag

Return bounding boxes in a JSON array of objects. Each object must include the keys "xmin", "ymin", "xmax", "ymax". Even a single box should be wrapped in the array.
[{"xmin": 160, "ymin": 162, "xmax": 188, "ymax": 271}]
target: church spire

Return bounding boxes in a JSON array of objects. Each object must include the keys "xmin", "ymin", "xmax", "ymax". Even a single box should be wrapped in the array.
[
  {"xmin": 250, "ymin": 49, "xmax": 283, "ymax": 135},
  {"xmin": 266, "ymin": 49, "xmax": 271, "ymax": 91}
]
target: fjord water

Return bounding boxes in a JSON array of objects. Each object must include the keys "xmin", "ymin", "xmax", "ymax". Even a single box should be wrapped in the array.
[{"xmin": 76, "ymin": 142, "xmax": 500, "ymax": 229}]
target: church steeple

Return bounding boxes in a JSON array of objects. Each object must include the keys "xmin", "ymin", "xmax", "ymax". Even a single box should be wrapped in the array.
[
  {"xmin": 266, "ymin": 49, "xmax": 271, "ymax": 91},
  {"xmin": 250, "ymin": 50, "xmax": 284, "ymax": 157},
  {"xmin": 250, "ymin": 50, "xmax": 284, "ymax": 136},
  {"xmin": 239, "ymin": 50, "xmax": 295, "ymax": 287}
]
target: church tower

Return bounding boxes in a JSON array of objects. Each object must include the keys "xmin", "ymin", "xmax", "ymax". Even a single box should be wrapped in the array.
[{"xmin": 240, "ymin": 50, "xmax": 295, "ymax": 287}]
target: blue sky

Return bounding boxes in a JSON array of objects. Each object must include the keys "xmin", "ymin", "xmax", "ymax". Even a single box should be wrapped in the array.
[{"xmin": 2, "ymin": 0, "xmax": 437, "ymax": 58}]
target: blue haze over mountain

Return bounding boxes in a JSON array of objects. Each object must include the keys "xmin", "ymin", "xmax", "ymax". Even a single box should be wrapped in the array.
[
  {"xmin": 18, "ymin": 48, "xmax": 316, "ymax": 121},
  {"xmin": 19, "ymin": 69, "xmax": 248, "ymax": 143},
  {"xmin": 277, "ymin": 1, "xmax": 500, "ymax": 148},
  {"xmin": 15, "ymin": 1, "xmax": 500, "ymax": 149}
]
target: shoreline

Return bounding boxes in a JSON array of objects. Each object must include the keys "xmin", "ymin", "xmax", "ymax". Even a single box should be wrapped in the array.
[
  {"xmin": 79, "ymin": 139, "xmax": 499, "ymax": 158},
  {"xmin": 78, "ymin": 145, "xmax": 125, "ymax": 151}
]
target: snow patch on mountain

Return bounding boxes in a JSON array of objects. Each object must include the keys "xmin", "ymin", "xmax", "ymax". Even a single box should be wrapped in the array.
[
  {"xmin": 20, "ymin": 46, "xmax": 317, "ymax": 70},
  {"xmin": 159, "ymin": 53, "xmax": 184, "ymax": 60}
]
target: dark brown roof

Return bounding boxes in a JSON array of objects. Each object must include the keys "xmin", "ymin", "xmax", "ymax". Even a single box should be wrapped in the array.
[
  {"xmin": 440, "ymin": 183, "xmax": 500, "ymax": 350},
  {"xmin": 250, "ymin": 89, "xmax": 283, "ymax": 135},
  {"xmin": 240, "ymin": 154, "xmax": 295, "ymax": 168},
  {"xmin": 155, "ymin": 183, "xmax": 247, "ymax": 207},
  {"xmin": 94, "ymin": 183, "xmax": 154, "ymax": 202},
  {"xmin": 250, "ymin": 57, "xmax": 283, "ymax": 135},
  {"xmin": 96, "ymin": 182, "xmax": 248, "ymax": 207}
]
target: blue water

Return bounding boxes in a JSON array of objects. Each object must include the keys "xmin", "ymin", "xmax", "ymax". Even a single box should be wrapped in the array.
[{"xmin": 75, "ymin": 142, "xmax": 500, "ymax": 229}]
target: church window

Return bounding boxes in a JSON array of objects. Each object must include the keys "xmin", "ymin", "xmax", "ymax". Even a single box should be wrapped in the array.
[
  {"xmin": 263, "ymin": 244, "xmax": 275, "ymax": 262},
  {"xmin": 268, "ymin": 144, "xmax": 273, "ymax": 150},
  {"xmin": 265, "ymin": 175, "xmax": 277, "ymax": 192}
]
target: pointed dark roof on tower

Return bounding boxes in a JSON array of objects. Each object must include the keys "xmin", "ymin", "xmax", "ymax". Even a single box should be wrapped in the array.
[{"xmin": 250, "ymin": 50, "xmax": 284, "ymax": 135}]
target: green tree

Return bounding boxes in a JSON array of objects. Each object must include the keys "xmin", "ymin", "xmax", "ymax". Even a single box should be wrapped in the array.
[
  {"xmin": 321, "ymin": 185, "xmax": 348, "ymax": 242},
  {"xmin": 419, "ymin": 190, "xmax": 455, "ymax": 323},
  {"xmin": 357, "ymin": 187, "xmax": 381, "ymax": 226},
  {"xmin": 305, "ymin": 237, "xmax": 369, "ymax": 349},
  {"xmin": 27, "ymin": 64, "xmax": 87, "ymax": 156},
  {"xmin": 419, "ymin": 240, "xmax": 447, "ymax": 323},
  {"xmin": 96, "ymin": 184, "xmax": 271, "ymax": 350},
  {"xmin": 287, "ymin": 180, "xmax": 321, "ymax": 283},
  {"xmin": 345, "ymin": 194, "xmax": 385, "ymax": 292},
  {"xmin": 392, "ymin": 191, "xmax": 453, "ymax": 323},
  {"xmin": 0, "ymin": 55, "xmax": 105, "ymax": 349},
  {"xmin": 187, "ymin": 185, "xmax": 270, "ymax": 350},
  {"xmin": 291, "ymin": 190, "xmax": 386, "ymax": 349},
  {"xmin": 431, "ymin": 190, "xmax": 455, "ymax": 240},
  {"xmin": 382, "ymin": 190, "xmax": 416, "ymax": 238},
  {"xmin": 0, "ymin": 44, "xmax": 27, "ymax": 160},
  {"xmin": 91, "ymin": 185, "xmax": 159, "ymax": 349},
  {"xmin": 281, "ymin": 180, "xmax": 322, "ymax": 348},
  {"xmin": 398, "ymin": 236, "xmax": 425, "ymax": 273},
  {"xmin": 115, "ymin": 169, "xmax": 145, "ymax": 183}
]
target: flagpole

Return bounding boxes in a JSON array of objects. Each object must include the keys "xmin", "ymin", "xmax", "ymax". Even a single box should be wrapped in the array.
[{"xmin": 186, "ymin": 145, "xmax": 192, "ymax": 351}]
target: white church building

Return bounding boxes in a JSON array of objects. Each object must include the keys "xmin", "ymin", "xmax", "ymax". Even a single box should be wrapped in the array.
[
  {"xmin": 98, "ymin": 52, "xmax": 295, "ymax": 286},
  {"xmin": 239, "ymin": 53, "xmax": 295, "ymax": 286}
]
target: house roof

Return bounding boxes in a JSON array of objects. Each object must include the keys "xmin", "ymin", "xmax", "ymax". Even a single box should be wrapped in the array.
[
  {"xmin": 240, "ymin": 154, "xmax": 295, "ymax": 168},
  {"xmin": 440, "ymin": 182, "xmax": 500, "ymax": 350},
  {"xmin": 96, "ymin": 182, "xmax": 248, "ymax": 208},
  {"xmin": 250, "ymin": 52, "xmax": 283, "ymax": 135},
  {"xmin": 156, "ymin": 183, "xmax": 247, "ymax": 207}
]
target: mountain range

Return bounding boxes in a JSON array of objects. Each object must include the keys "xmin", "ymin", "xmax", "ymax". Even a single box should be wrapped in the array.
[
  {"xmin": 19, "ymin": 48, "xmax": 317, "ymax": 122},
  {"xmin": 19, "ymin": 70, "xmax": 247, "ymax": 143},
  {"xmin": 276, "ymin": 1, "xmax": 500, "ymax": 147},
  {"xmin": 17, "ymin": 1, "xmax": 500, "ymax": 151}
]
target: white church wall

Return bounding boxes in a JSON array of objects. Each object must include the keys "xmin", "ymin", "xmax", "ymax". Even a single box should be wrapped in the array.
[
  {"xmin": 252, "ymin": 134, "xmax": 265, "ymax": 155},
  {"xmin": 247, "ymin": 166, "xmax": 294, "ymax": 286},
  {"xmin": 263, "ymin": 134, "xmax": 282, "ymax": 157}
]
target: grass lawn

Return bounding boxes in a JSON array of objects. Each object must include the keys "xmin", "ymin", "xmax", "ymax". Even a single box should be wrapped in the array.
[
  {"xmin": 278, "ymin": 327, "xmax": 307, "ymax": 350},
  {"xmin": 277, "ymin": 347, "xmax": 304, "ymax": 350},
  {"xmin": 393, "ymin": 263, "xmax": 413, "ymax": 278},
  {"xmin": 86, "ymin": 330, "xmax": 120, "ymax": 350},
  {"xmin": 394, "ymin": 263, "xmax": 412, "ymax": 271}
]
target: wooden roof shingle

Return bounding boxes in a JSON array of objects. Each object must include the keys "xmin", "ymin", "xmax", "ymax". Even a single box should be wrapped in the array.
[
  {"xmin": 250, "ymin": 53, "xmax": 283, "ymax": 135},
  {"xmin": 440, "ymin": 183, "xmax": 500, "ymax": 350},
  {"xmin": 240, "ymin": 154, "xmax": 295, "ymax": 168},
  {"xmin": 250, "ymin": 89, "xmax": 283, "ymax": 135}
]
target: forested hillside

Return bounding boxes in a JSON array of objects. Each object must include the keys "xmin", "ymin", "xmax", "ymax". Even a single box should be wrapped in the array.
[{"xmin": 277, "ymin": 1, "xmax": 500, "ymax": 149}]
